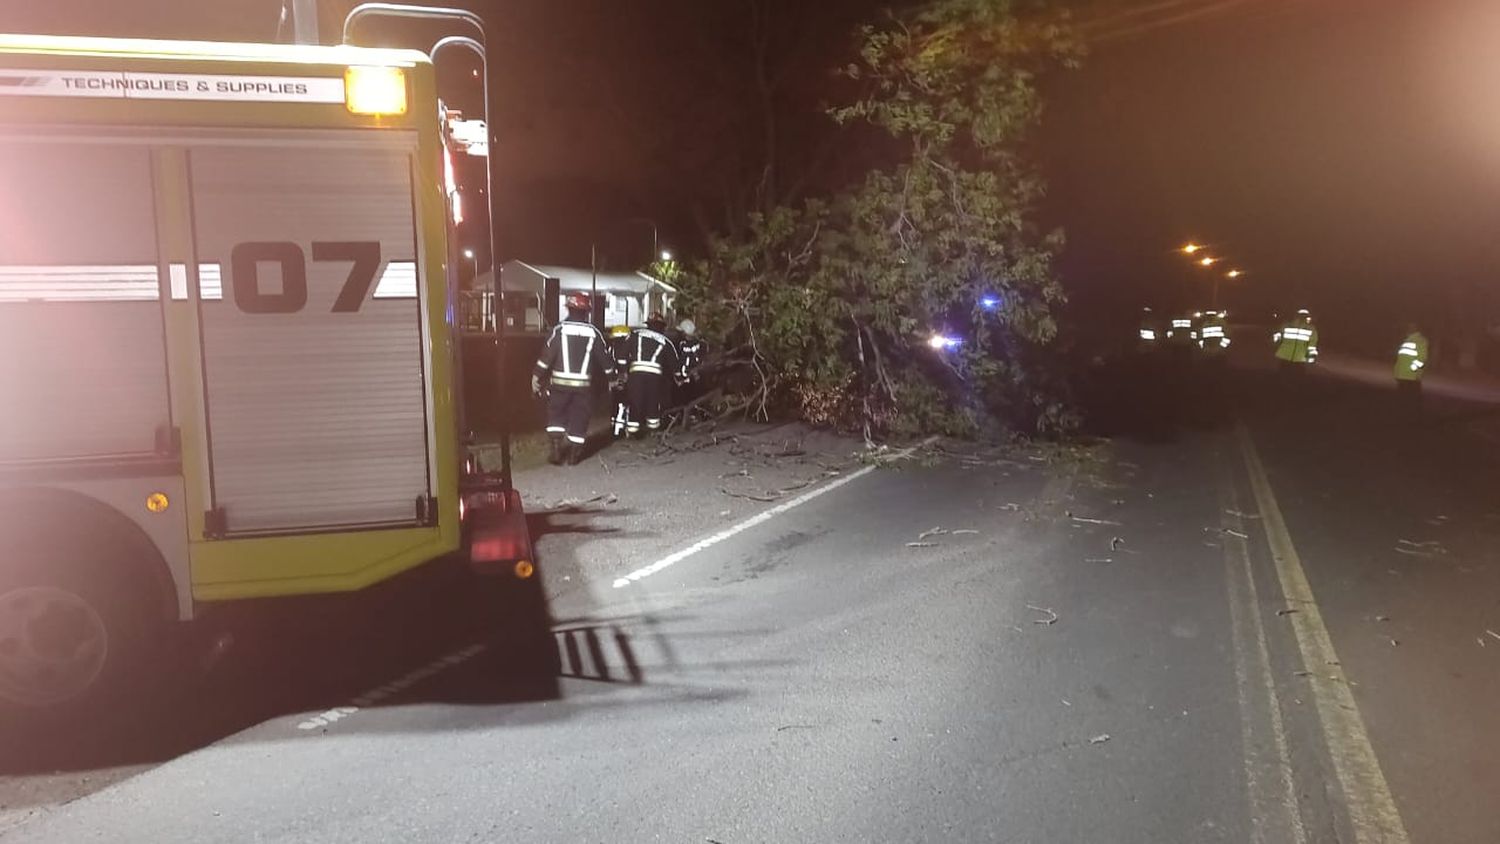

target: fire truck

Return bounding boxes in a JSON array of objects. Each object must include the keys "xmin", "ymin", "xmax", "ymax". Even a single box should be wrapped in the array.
[{"xmin": 0, "ymin": 17, "xmax": 530, "ymax": 712}]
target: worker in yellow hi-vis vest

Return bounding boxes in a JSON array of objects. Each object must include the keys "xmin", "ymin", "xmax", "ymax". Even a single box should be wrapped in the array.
[
  {"xmin": 1273, "ymin": 309, "xmax": 1318, "ymax": 375},
  {"xmin": 1393, "ymin": 324, "xmax": 1429, "ymax": 414}
]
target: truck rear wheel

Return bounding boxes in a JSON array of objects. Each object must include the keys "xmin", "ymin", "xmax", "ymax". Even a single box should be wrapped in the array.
[{"xmin": 0, "ymin": 539, "xmax": 158, "ymax": 717}]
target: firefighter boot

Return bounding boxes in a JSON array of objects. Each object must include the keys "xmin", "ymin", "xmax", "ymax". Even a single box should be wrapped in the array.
[
  {"xmin": 566, "ymin": 442, "xmax": 584, "ymax": 466},
  {"xmin": 547, "ymin": 437, "xmax": 564, "ymax": 466}
]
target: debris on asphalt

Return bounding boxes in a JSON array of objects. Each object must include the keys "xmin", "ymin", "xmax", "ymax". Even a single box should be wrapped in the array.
[
  {"xmin": 1085, "ymin": 557, "xmax": 1113, "ymax": 564},
  {"xmin": 1110, "ymin": 536, "xmax": 1125, "ymax": 551},
  {"xmin": 1224, "ymin": 509, "xmax": 1262, "ymax": 520},
  {"xmin": 1375, "ymin": 615, "xmax": 1391, "ymax": 622},
  {"xmin": 1067, "ymin": 512, "xmax": 1123, "ymax": 526},
  {"xmin": 1294, "ymin": 670, "xmax": 1314, "ymax": 678},
  {"xmin": 998, "ymin": 502, "xmax": 1021, "ymax": 512},
  {"xmin": 720, "ymin": 487, "xmax": 780, "ymax": 503},
  {"xmin": 1389, "ymin": 638, "xmax": 1399, "ymax": 648},
  {"xmin": 1088, "ymin": 734, "xmax": 1111, "ymax": 745},
  {"xmin": 1486, "ymin": 630, "xmax": 1500, "ymax": 642},
  {"xmin": 1206, "ymin": 526, "xmax": 1249, "ymax": 539},
  {"xmin": 1394, "ymin": 538, "xmax": 1447, "ymax": 557},
  {"xmin": 719, "ymin": 468, "xmax": 752, "ymax": 479},
  {"xmin": 775, "ymin": 724, "xmax": 816, "ymax": 732},
  {"xmin": 548, "ymin": 492, "xmax": 617, "ymax": 510},
  {"xmin": 1061, "ymin": 699, "xmax": 1072, "ymax": 707},
  {"xmin": 918, "ymin": 526, "xmax": 948, "ymax": 541},
  {"xmin": 719, "ymin": 509, "xmax": 732, "ymax": 517},
  {"xmin": 951, "ymin": 529, "xmax": 980, "ymax": 536},
  {"xmin": 1276, "ymin": 608, "xmax": 1299, "ymax": 617},
  {"xmin": 906, "ymin": 542, "xmax": 939, "ymax": 548},
  {"xmin": 1027, "ymin": 604, "xmax": 1059, "ymax": 626}
]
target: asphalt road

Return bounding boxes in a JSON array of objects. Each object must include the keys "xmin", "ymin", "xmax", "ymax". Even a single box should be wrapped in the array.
[{"xmin": 3, "ymin": 352, "xmax": 1499, "ymax": 842}]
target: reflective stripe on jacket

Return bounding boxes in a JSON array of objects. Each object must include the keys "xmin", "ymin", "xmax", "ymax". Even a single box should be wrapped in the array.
[
  {"xmin": 1199, "ymin": 318, "xmax": 1230, "ymax": 354},
  {"xmin": 628, "ymin": 327, "xmax": 680, "ymax": 376},
  {"xmin": 535, "ymin": 320, "xmax": 615, "ymax": 389},
  {"xmin": 1394, "ymin": 332, "xmax": 1429, "ymax": 382},
  {"xmin": 1274, "ymin": 323, "xmax": 1318, "ymax": 364}
]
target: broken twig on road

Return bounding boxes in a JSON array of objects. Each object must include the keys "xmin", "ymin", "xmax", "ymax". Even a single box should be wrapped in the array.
[
  {"xmin": 1026, "ymin": 604, "xmax": 1059, "ymax": 626},
  {"xmin": 1088, "ymin": 734, "xmax": 1111, "ymax": 745},
  {"xmin": 1067, "ymin": 512, "xmax": 1123, "ymax": 526},
  {"xmin": 719, "ymin": 487, "xmax": 780, "ymax": 503}
]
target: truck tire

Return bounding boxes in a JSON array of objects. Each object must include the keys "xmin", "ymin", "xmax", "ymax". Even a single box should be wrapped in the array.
[{"xmin": 0, "ymin": 531, "xmax": 159, "ymax": 718}]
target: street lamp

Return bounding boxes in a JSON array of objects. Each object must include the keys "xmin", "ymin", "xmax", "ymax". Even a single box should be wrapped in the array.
[
  {"xmin": 1225, "ymin": 269, "xmax": 1243, "ymax": 279},
  {"xmin": 660, "ymin": 249, "xmax": 673, "ymax": 262},
  {"xmin": 1198, "ymin": 256, "xmax": 1219, "ymax": 267},
  {"xmin": 1182, "ymin": 243, "xmax": 1204, "ymax": 255},
  {"xmin": 462, "ymin": 248, "xmax": 478, "ymax": 279}
]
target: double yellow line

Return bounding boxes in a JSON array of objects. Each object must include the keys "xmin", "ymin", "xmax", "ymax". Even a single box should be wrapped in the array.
[{"xmin": 1233, "ymin": 423, "xmax": 1409, "ymax": 843}]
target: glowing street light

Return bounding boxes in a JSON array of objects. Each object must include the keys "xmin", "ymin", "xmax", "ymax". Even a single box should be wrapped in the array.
[
  {"xmin": 1182, "ymin": 243, "xmax": 1204, "ymax": 255},
  {"xmin": 660, "ymin": 250, "xmax": 673, "ymax": 262},
  {"xmin": 1198, "ymin": 256, "xmax": 1219, "ymax": 267},
  {"xmin": 1226, "ymin": 269, "xmax": 1243, "ymax": 279}
]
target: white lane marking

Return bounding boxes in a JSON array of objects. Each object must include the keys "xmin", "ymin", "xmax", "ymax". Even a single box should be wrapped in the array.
[
  {"xmin": 294, "ymin": 436, "xmax": 941, "ymax": 731},
  {"xmin": 612, "ymin": 436, "xmax": 940, "ymax": 588},
  {"xmin": 296, "ymin": 643, "xmax": 487, "ymax": 731}
]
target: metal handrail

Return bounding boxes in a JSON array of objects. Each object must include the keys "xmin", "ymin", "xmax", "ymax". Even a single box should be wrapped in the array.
[
  {"xmin": 343, "ymin": 3, "xmax": 485, "ymax": 46},
  {"xmin": 343, "ymin": 2, "xmax": 511, "ymax": 482}
]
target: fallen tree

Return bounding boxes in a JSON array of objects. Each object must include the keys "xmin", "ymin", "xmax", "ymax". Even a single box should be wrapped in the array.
[{"xmin": 674, "ymin": 0, "xmax": 1082, "ymax": 440}]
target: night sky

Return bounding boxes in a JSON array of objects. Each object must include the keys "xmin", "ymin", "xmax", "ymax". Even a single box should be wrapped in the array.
[{"xmin": 8, "ymin": 0, "xmax": 1500, "ymax": 345}]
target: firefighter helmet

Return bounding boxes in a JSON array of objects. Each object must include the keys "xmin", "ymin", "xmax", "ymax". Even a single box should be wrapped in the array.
[
  {"xmin": 609, "ymin": 324, "xmax": 631, "ymax": 338},
  {"xmin": 678, "ymin": 319, "xmax": 697, "ymax": 337},
  {"xmin": 646, "ymin": 312, "xmax": 667, "ymax": 330},
  {"xmin": 565, "ymin": 292, "xmax": 591, "ymax": 315}
]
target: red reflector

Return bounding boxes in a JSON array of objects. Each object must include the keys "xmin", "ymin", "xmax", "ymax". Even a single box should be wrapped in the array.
[{"xmin": 470, "ymin": 531, "xmax": 529, "ymax": 563}]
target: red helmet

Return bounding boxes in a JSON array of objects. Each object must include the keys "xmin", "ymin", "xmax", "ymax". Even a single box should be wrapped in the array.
[
  {"xmin": 565, "ymin": 292, "xmax": 592, "ymax": 314},
  {"xmin": 646, "ymin": 311, "xmax": 667, "ymax": 330}
]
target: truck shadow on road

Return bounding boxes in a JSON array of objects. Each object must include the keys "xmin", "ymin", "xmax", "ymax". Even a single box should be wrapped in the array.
[{"xmin": 0, "ymin": 507, "xmax": 655, "ymax": 784}]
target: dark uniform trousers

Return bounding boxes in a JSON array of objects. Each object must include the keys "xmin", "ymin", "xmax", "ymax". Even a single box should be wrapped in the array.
[
  {"xmin": 547, "ymin": 385, "xmax": 593, "ymax": 445},
  {"xmin": 627, "ymin": 373, "xmax": 670, "ymax": 432}
]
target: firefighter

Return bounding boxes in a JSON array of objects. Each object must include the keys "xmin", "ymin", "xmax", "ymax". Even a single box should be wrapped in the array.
[
  {"xmin": 1137, "ymin": 307, "xmax": 1160, "ymax": 351},
  {"xmin": 533, "ymin": 293, "xmax": 614, "ymax": 465},
  {"xmin": 676, "ymin": 319, "xmax": 706, "ymax": 386},
  {"xmin": 1394, "ymin": 323, "xmax": 1429, "ymax": 413},
  {"xmin": 625, "ymin": 312, "xmax": 680, "ymax": 436},
  {"xmin": 1166, "ymin": 313, "xmax": 1195, "ymax": 346},
  {"xmin": 608, "ymin": 325, "xmax": 632, "ymax": 437},
  {"xmin": 1273, "ymin": 308, "xmax": 1318, "ymax": 373},
  {"xmin": 1198, "ymin": 310, "xmax": 1231, "ymax": 358}
]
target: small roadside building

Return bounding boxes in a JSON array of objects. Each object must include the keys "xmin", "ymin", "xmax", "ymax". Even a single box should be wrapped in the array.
[{"xmin": 472, "ymin": 260, "xmax": 677, "ymax": 333}]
